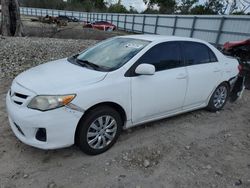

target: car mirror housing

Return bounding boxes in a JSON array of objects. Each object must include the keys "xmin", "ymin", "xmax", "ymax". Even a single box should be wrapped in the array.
[{"xmin": 135, "ymin": 64, "xmax": 155, "ymax": 75}]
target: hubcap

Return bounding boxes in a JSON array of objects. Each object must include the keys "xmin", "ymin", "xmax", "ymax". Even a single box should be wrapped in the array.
[
  {"xmin": 87, "ymin": 115, "xmax": 117, "ymax": 149},
  {"xmin": 213, "ymin": 85, "xmax": 227, "ymax": 109}
]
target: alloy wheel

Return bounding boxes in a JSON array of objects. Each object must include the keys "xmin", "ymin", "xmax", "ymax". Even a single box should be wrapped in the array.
[
  {"xmin": 213, "ymin": 85, "xmax": 228, "ymax": 109},
  {"xmin": 87, "ymin": 115, "xmax": 117, "ymax": 149}
]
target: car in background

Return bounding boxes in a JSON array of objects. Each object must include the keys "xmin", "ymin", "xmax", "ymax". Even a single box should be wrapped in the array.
[
  {"xmin": 6, "ymin": 35, "xmax": 239, "ymax": 155},
  {"xmin": 222, "ymin": 39, "xmax": 250, "ymax": 92},
  {"xmin": 83, "ymin": 21, "xmax": 116, "ymax": 31},
  {"xmin": 57, "ymin": 15, "xmax": 79, "ymax": 22}
]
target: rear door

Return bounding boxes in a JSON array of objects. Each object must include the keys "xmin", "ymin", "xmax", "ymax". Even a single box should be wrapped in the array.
[{"xmin": 182, "ymin": 41, "xmax": 223, "ymax": 109}]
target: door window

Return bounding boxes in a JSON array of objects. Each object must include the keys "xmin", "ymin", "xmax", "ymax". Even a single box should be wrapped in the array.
[
  {"xmin": 182, "ymin": 42, "xmax": 218, "ymax": 66},
  {"xmin": 137, "ymin": 42, "xmax": 182, "ymax": 71}
]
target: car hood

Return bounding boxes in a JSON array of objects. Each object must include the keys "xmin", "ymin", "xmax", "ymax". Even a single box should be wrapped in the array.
[{"xmin": 14, "ymin": 58, "xmax": 108, "ymax": 94}]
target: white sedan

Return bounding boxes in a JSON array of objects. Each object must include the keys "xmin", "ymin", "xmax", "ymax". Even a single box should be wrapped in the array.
[{"xmin": 6, "ymin": 35, "xmax": 239, "ymax": 155}]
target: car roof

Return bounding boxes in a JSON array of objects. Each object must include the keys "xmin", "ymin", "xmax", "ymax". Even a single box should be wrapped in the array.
[{"xmin": 119, "ymin": 34, "xmax": 206, "ymax": 44}]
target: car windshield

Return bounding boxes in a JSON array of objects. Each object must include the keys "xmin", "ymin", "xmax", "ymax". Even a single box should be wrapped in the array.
[{"xmin": 75, "ymin": 38, "xmax": 150, "ymax": 71}]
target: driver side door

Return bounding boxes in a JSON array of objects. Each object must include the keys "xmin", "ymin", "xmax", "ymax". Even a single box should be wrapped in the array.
[{"xmin": 128, "ymin": 42, "xmax": 188, "ymax": 124}]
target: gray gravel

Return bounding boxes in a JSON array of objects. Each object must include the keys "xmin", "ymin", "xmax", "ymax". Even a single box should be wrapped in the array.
[{"xmin": 0, "ymin": 36, "xmax": 97, "ymax": 79}]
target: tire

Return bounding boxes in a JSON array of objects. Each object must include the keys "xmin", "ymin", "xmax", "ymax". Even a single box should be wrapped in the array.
[
  {"xmin": 207, "ymin": 83, "xmax": 229, "ymax": 112},
  {"xmin": 76, "ymin": 106, "xmax": 122, "ymax": 155}
]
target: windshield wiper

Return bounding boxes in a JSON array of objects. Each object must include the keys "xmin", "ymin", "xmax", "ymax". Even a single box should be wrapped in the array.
[{"xmin": 76, "ymin": 59, "xmax": 102, "ymax": 70}]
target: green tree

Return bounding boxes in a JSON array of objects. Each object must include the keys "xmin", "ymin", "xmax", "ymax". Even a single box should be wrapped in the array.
[
  {"xmin": 190, "ymin": 0, "xmax": 227, "ymax": 15},
  {"xmin": 190, "ymin": 4, "xmax": 207, "ymax": 14},
  {"xmin": 177, "ymin": 0, "xmax": 198, "ymax": 14},
  {"xmin": 129, "ymin": 6, "xmax": 138, "ymax": 13},
  {"xmin": 108, "ymin": 4, "xmax": 128, "ymax": 13},
  {"xmin": 143, "ymin": 0, "xmax": 176, "ymax": 14}
]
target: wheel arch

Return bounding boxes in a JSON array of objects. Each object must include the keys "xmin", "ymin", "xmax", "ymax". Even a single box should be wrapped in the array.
[{"xmin": 74, "ymin": 101, "xmax": 127, "ymax": 144}]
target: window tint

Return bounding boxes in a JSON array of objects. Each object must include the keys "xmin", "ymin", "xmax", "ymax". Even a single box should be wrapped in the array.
[
  {"xmin": 183, "ymin": 42, "xmax": 217, "ymax": 65},
  {"xmin": 137, "ymin": 42, "xmax": 182, "ymax": 71},
  {"xmin": 209, "ymin": 49, "xmax": 218, "ymax": 62}
]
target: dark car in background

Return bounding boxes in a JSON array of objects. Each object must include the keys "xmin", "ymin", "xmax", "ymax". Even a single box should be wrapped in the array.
[{"xmin": 57, "ymin": 15, "xmax": 79, "ymax": 22}]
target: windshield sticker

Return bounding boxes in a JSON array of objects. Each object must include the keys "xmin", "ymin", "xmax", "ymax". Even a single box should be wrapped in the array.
[{"xmin": 125, "ymin": 43, "xmax": 144, "ymax": 49}]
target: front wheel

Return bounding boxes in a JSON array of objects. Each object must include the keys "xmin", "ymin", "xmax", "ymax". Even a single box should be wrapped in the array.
[
  {"xmin": 207, "ymin": 83, "xmax": 229, "ymax": 112},
  {"xmin": 76, "ymin": 106, "xmax": 122, "ymax": 155}
]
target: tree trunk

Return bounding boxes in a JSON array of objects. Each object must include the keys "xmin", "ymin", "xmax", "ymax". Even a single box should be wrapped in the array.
[{"xmin": 1, "ymin": 0, "xmax": 23, "ymax": 36}]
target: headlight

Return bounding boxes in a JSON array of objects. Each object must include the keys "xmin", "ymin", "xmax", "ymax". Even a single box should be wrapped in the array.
[{"xmin": 28, "ymin": 95, "xmax": 76, "ymax": 111}]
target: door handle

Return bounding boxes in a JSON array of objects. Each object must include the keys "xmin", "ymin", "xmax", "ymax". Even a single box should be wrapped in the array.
[{"xmin": 176, "ymin": 74, "xmax": 187, "ymax": 79}]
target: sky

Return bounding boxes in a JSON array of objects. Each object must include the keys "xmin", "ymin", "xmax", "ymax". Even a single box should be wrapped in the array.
[
  {"xmin": 106, "ymin": 0, "xmax": 147, "ymax": 12},
  {"xmin": 121, "ymin": 0, "xmax": 147, "ymax": 12},
  {"xmin": 116, "ymin": 0, "xmax": 249, "ymax": 13},
  {"xmin": 115, "ymin": 0, "xmax": 204, "ymax": 12}
]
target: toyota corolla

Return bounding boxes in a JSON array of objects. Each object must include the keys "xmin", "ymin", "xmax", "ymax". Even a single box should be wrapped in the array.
[{"xmin": 6, "ymin": 35, "xmax": 239, "ymax": 155}]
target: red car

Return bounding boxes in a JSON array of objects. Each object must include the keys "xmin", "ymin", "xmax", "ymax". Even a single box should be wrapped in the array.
[
  {"xmin": 83, "ymin": 21, "xmax": 116, "ymax": 31},
  {"xmin": 222, "ymin": 39, "xmax": 250, "ymax": 92}
]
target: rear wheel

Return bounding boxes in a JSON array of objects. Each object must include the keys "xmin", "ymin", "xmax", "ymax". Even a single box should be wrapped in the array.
[
  {"xmin": 76, "ymin": 106, "xmax": 122, "ymax": 155},
  {"xmin": 207, "ymin": 83, "xmax": 229, "ymax": 112}
]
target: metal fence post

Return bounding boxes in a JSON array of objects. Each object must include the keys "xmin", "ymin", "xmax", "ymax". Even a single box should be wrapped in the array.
[
  {"xmin": 154, "ymin": 15, "xmax": 159, "ymax": 34},
  {"xmin": 216, "ymin": 17, "xmax": 225, "ymax": 45},
  {"xmin": 117, "ymin": 14, "xmax": 120, "ymax": 29},
  {"xmin": 190, "ymin": 16, "xmax": 197, "ymax": 37},
  {"xmin": 142, "ymin": 15, "xmax": 146, "ymax": 33},
  {"xmin": 172, "ymin": 16, "xmax": 178, "ymax": 35},
  {"xmin": 124, "ymin": 14, "xmax": 127, "ymax": 31},
  {"xmin": 111, "ymin": 14, "xmax": 113, "ymax": 24},
  {"xmin": 132, "ymin": 15, "xmax": 135, "ymax": 32}
]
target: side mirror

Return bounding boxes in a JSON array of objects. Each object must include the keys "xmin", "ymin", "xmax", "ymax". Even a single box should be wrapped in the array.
[{"xmin": 135, "ymin": 64, "xmax": 155, "ymax": 75}]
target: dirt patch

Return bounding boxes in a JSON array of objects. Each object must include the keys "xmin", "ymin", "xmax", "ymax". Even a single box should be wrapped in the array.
[
  {"xmin": 0, "ymin": 37, "xmax": 250, "ymax": 188},
  {"xmin": 22, "ymin": 17, "xmax": 128, "ymax": 40}
]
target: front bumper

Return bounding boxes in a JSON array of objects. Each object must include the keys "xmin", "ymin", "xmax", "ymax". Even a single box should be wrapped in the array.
[{"xmin": 6, "ymin": 90, "xmax": 83, "ymax": 150}]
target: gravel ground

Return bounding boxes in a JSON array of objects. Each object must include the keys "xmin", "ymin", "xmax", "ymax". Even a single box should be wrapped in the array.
[
  {"xmin": 0, "ymin": 36, "xmax": 97, "ymax": 79},
  {"xmin": 0, "ymin": 37, "xmax": 250, "ymax": 188}
]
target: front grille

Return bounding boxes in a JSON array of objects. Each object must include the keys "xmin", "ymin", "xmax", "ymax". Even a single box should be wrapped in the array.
[
  {"xmin": 14, "ymin": 101, "xmax": 23, "ymax": 105},
  {"xmin": 15, "ymin": 92, "xmax": 28, "ymax": 99},
  {"xmin": 10, "ymin": 90, "xmax": 29, "ymax": 106}
]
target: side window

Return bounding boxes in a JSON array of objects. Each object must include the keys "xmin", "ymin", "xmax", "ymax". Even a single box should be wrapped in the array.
[
  {"xmin": 137, "ymin": 42, "xmax": 182, "ymax": 71},
  {"xmin": 183, "ymin": 42, "xmax": 217, "ymax": 65},
  {"xmin": 209, "ymin": 49, "xmax": 218, "ymax": 62}
]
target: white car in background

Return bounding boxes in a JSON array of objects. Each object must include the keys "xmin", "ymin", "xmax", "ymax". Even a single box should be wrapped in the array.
[{"xmin": 6, "ymin": 35, "xmax": 239, "ymax": 155}]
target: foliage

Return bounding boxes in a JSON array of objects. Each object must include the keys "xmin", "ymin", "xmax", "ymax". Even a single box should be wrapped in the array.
[
  {"xmin": 19, "ymin": 0, "xmax": 250, "ymax": 14},
  {"xmin": 143, "ymin": 0, "xmax": 176, "ymax": 14},
  {"xmin": 108, "ymin": 4, "xmax": 128, "ymax": 13},
  {"xmin": 176, "ymin": 0, "xmax": 198, "ymax": 14},
  {"xmin": 20, "ymin": 0, "xmax": 107, "ymax": 12}
]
